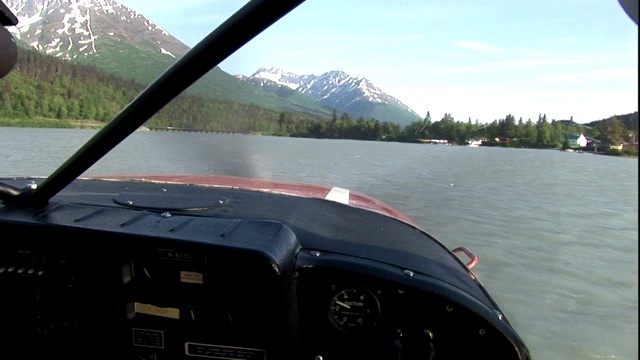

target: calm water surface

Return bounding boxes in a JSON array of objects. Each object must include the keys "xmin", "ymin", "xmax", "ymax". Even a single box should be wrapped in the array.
[{"xmin": 1, "ymin": 127, "xmax": 638, "ymax": 360}]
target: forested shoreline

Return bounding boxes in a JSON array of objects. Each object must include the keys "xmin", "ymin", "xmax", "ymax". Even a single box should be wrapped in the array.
[{"xmin": 1, "ymin": 47, "xmax": 637, "ymax": 156}]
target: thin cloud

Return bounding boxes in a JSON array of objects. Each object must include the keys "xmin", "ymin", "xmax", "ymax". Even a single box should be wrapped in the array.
[
  {"xmin": 543, "ymin": 68, "xmax": 638, "ymax": 83},
  {"xmin": 378, "ymin": 33, "xmax": 431, "ymax": 41},
  {"xmin": 497, "ymin": 59, "xmax": 590, "ymax": 66},
  {"xmin": 281, "ymin": 46, "xmax": 347, "ymax": 56},
  {"xmin": 452, "ymin": 41, "xmax": 505, "ymax": 53},
  {"xmin": 543, "ymin": 37, "xmax": 579, "ymax": 44}
]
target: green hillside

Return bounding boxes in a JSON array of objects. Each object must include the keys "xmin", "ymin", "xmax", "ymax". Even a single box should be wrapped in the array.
[
  {"xmin": 0, "ymin": 46, "xmax": 324, "ymax": 134},
  {"xmin": 74, "ymin": 39, "xmax": 176, "ymax": 85},
  {"xmin": 72, "ymin": 38, "xmax": 332, "ymax": 119},
  {"xmin": 351, "ymin": 100, "xmax": 421, "ymax": 126},
  {"xmin": 586, "ymin": 112, "xmax": 638, "ymax": 131}
]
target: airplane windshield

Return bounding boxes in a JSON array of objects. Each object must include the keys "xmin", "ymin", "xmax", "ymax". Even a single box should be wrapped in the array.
[{"xmin": 0, "ymin": 0, "xmax": 637, "ymax": 359}]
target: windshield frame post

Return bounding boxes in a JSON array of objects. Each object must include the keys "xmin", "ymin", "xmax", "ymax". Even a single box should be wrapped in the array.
[{"xmin": 2, "ymin": 0, "xmax": 306, "ymax": 208}]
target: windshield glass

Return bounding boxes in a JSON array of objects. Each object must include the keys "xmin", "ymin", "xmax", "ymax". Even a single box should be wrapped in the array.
[{"xmin": 1, "ymin": 0, "xmax": 637, "ymax": 359}]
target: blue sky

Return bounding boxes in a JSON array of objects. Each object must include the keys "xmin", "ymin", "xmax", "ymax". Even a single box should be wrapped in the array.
[{"xmin": 119, "ymin": 0, "xmax": 638, "ymax": 124}]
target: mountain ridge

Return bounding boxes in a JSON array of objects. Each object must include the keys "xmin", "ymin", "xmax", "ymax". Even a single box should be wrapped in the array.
[
  {"xmin": 5, "ymin": 0, "xmax": 421, "ymax": 124},
  {"xmin": 237, "ymin": 66, "xmax": 422, "ymax": 125},
  {"xmin": 5, "ymin": 0, "xmax": 189, "ymax": 60}
]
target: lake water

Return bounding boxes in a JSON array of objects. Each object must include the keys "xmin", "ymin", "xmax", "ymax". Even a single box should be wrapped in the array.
[{"xmin": 1, "ymin": 127, "xmax": 638, "ymax": 360}]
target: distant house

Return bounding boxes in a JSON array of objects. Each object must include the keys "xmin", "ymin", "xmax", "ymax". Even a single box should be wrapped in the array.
[
  {"xmin": 583, "ymin": 136, "xmax": 636, "ymax": 152},
  {"xmin": 565, "ymin": 133, "xmax": 588, "ymax": 148},
  {"xmin": 418, "ymin": 139, "xmax": 450, "ymax": 145},
  {"xmin": 585, "ymin": 136, "xmax": 602, "ymax": 152}
]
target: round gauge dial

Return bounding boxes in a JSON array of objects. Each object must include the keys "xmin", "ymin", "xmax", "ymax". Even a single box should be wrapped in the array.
[{"xmin": 328, "ymin": 288, "xmax": 380, "ymax": 332}]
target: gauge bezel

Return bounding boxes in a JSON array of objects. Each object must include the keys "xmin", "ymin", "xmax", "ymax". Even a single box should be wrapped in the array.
[{"xmin": 327, "ymin": 287, "xmax": 381, "ymax": 333}]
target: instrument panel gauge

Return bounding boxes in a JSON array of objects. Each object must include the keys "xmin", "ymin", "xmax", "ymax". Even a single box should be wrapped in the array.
[{"xmin": 328, "ymin": 288, "xmax": 381, "ymax": 332}]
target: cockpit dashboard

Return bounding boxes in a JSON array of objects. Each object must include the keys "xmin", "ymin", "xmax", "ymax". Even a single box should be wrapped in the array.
[{"xmin": 0, "ymin": 177, "xmax": 529, "ymax": 359}]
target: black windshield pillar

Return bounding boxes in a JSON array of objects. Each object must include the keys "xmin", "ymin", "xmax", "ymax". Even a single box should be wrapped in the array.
[{"xmin": 1, "ymin": 0, "xmax": 305, "ymax": 208}]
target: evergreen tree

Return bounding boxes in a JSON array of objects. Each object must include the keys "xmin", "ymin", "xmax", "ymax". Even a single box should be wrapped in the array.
[{"xmin": 536, "ymin": 114, "xmax": 551, "ymax": 147}]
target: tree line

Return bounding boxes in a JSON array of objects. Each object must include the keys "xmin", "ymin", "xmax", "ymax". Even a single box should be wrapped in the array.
[
  {"xmin": 1, "ymin": 47, "xmax": 636, "ymax": 154},
  {"xmin": 0, "ymin": 47, "xmax": 325, "ymax": 131},
  {"xmin": 403, "ymin": 112, "xmax": 636, "ymax": 149}
]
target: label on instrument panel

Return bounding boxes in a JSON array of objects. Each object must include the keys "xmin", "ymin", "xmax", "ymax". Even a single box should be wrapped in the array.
[
  {"xmin": 135, "ymin": 302, "xmax": 180, "ymax": 319},
  {"xmin": 185, "ymin": 342, "xmax": 266, "ymax": 359},
  {"xmin": 180, "ymin": 271, "xmax": 204, "ymax": 284},
  {"xmin": 157, "ymin": 249, "xmax": 204, "ymax": 262},
  {"xmin": 132, "ymin": 328, "xmax": 164, "ymax": 348}
]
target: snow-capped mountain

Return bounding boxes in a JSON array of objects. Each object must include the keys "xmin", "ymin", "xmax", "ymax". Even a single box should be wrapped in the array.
[
  {"xmin": 1, "ymin": 0, "xmax": 334, "ymax": 119},
  {"xmin": 5, "ymin": 0, "xmax": 188, "ymax": 60},
  {"xmin": 3, "ymin": 0, "xmax": 421, "ymax": 124},
  {"xmin": 237, "ymin": 66, "xmax": 421, "ymax": 124}
]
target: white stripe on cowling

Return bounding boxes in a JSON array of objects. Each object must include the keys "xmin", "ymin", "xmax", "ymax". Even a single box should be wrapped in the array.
[{"xmin": 325, "ymin": 187, "xmax": 350, "ymax": 204}]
